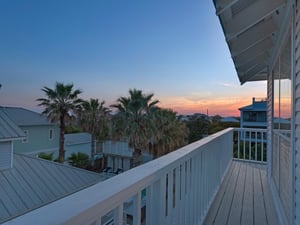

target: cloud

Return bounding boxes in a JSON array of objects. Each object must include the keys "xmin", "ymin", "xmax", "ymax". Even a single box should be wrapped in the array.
[{"xmin": 218, "ymin": 82, "xmax": 239, "ymax": 88}]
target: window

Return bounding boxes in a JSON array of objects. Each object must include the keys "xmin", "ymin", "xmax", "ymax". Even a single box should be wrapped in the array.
[
  {"xmin": 273, "ymin": 35, "xmax": 291, "ymax": 136},
  {"xmin": 22, "ymin": 130, "xmax": 29, "ymax": 143},
  {"xmin": 49, "ymin": 129, "xmax": 54, "ymax": 140}
]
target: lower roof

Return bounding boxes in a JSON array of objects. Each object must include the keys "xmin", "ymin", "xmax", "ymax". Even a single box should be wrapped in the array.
[
  {"xmin": 0, "ymin": 110, "xmax": 25, "ymax": 141},
  {"xmin": 0, "ymin": 154, "xmax": 106, "ymax": 223}
]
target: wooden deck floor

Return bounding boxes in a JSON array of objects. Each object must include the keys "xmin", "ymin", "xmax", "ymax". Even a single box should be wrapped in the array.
[{"xmin": 203, "ymin": 160, "xmax": 279, "ymax": 225}]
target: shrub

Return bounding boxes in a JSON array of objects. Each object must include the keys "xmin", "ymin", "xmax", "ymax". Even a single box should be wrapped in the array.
[
  {"xmin": 68, "ymin": 152, "xmax": 90, "ymax": 168},
  {"xmin": 38, "ymin": 152, "xmax": 54, "ymax": 161}
]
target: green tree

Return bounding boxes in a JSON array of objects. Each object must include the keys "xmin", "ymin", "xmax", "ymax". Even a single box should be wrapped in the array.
[
  {"xmin": 111, "ymin": 89, "xmax": 159, "ymax": 167},
  {"xmin": 78, "ymin": 98, "xmax": 110, "ymax": 163},
  {"xmin": 185, "ymin": 115, "xmax": 210, "ymax": 143},
  {"xmin": 150, "ymin": 108, "xmax": 188, "ymax": 158},
  {"xmin": 37, "ymin": 82, "xmax": 83, "ymax": 163}
]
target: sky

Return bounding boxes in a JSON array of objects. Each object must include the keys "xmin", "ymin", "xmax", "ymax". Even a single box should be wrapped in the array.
[{"xmin": 0, "ymin": 0, "xmax": 267, "ymax": 116}]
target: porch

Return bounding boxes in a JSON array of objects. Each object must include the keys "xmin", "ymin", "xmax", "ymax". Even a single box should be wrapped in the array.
[
  {"xmin": 4, "ymin": 127, "xmax": 283, "ymax": 225},
  {"xmin": 204, "ymin": 161, "xmax": 278, "ymax": 225}
]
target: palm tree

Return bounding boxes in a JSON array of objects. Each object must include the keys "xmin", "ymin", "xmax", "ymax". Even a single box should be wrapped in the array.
[
  {"xmin": 111, "ymin": 89, "xmax": 159, "ymax": 167},
  {"xmin": 37, "ymin": 82, "xmax": 83, "ymax": 163},
  {"xmin": 78, "ymin": 98, "xmax": 110, "ymax": 164},
  {"xmin": 150, "ymin": 108, "xmax": 188, "ymax": 158}
]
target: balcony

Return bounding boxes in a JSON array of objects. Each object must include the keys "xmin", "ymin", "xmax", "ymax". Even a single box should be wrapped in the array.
[{"xmin": 4, "ymin": 128, "xmax": 279, "ymax": 225}]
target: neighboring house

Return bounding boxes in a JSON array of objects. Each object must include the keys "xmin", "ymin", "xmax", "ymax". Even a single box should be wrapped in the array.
[
  {"xmin": 239, "ymin": 97, "xmax": 267, "ymax": 129},
  {"xmin": 0, "ymin": 107, "xmax": 59, "ymax": 156},
  {"xmin": 64, "ymin": 132, "xmax": 92, "ymax": 159},
  {"xmin": 102, "ymin": 141, "xmax": 152, "ymax": 172},
  {"xmin": 0, "ymin": 110, "xmax": 106, "ymax": 223}
]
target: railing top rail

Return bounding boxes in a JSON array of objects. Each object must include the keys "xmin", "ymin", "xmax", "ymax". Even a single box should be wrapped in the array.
[{"xmin": 233, "ymin": 127, "xmax": 267, "ymax": 132}]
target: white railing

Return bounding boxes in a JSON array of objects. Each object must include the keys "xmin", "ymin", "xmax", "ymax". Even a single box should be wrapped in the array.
[
  {"xmin": 5, "ymin": 128, "xmax": 233, "ymax": 225},
  {"xmin": 233, "ymin": 128, "xmax": 267, "ymax": 163}
]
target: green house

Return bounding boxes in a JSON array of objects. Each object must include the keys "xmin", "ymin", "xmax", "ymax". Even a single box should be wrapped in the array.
[{"xmin": 0, "ymin": 107, "xmax": 59, "ymax": 156}]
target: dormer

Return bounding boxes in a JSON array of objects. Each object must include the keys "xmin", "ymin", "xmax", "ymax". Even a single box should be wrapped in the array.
[{"xmin": 0, "ymin": 109, "xmax": 25, "ymax": 170}]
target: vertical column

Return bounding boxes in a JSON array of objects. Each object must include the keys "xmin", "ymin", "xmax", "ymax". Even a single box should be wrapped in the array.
[
  {"xmin": 293, "ymin": 1, "xmax": 300, "ymax": 224},
  {"xmin": 114, "ymin": 205, "xmax": 124, "ymax": 225},
  {"xmin": 133, "ymin": 192, "xmax": 141, "ymax": 225},
  {"xmin": 267, "ymin": 66, "xmax": 274, "ymax": 177}
]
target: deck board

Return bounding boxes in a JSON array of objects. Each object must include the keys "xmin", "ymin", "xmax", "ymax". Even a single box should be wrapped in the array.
[
  {"xmin": 227, "ymin": 162, "xmax": 246, "ymax": 225},
  {"xmin": 241, "ymin": 163, "xmax": 254, "ymax": 225},
  {"xmin": 203, "ymin": 161, "xmax": 279, "ymax": 225},
  {"xmin": 203, "ymin": 161, "xmax": 236, "ymax": 225}
]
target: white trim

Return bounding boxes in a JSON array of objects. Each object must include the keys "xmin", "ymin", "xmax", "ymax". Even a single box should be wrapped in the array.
[{"xmin": 0, "ymin": 137, "xmax": 24, "ymax": 142}]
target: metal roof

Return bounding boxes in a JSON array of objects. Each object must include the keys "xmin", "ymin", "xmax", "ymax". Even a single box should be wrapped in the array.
[
  {"xmin": 65, "ymin": 132, "xmax": 91, "ymax": 145},
  {"xmin": 0, "ymin": 107, "xmax": 54, "ymax": 126},
  {"xmin": 239, "ymin": 98, "xmax": 267, "ymax": 111},
  {"xmin": 239, "ymin": 103, "xmax": 266, "ymax": 111},
  {"xmin": 0, "ymin": 154, "xmax": 106, "ymax": 223},
  {"xmin": 213, "ymin": 0, "xmax": 290, "ymax": 84},
  {"xmin": 0, "ymin": 110, "xmax": 25, "ymax": 141}
]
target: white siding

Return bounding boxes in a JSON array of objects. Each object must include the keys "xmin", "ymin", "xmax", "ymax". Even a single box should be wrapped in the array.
[
  {"xmin": 0, "ymin": 141, "xmax": 12, "ymax": 170},
  {"xmin": 294, "ymin": 0, "xmax": 300, "ymax": 224}
]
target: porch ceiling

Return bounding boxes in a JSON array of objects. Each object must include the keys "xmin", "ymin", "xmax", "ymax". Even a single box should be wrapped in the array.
[{"xmin": 213, "ymin": 0, "xmax": 288, "ymax": 84}]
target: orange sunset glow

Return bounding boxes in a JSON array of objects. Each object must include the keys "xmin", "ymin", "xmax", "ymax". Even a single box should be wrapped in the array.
[{"xmin": 160, "ymin": 96, "xmax": 259, "ymax": 117}]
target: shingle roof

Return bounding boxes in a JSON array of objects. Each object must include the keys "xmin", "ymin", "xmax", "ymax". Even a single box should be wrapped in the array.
[
  {"xmin": 0, "ymin": 107, "xmax": 53, "ymax": 126},
  {"xmin": 0, "ymin": 110, "xmax": 25, "ymax": 140},
  {"xmin": 0, "ymin": 154, "xmax": 106, "ymax": 223}
]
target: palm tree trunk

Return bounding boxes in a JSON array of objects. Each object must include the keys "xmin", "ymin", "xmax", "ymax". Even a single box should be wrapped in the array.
[
  {"xmin": 90, "ymin": 135, "xmax": 95, "ymax": 165},
  {"xmin": 59, "ymin": 114, "xmax": 65, "ymax": 163}
]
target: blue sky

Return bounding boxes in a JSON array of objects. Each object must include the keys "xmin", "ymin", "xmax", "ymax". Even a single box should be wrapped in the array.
[{"xmin": 0, "ymin": 0, "xmax": 266, "ymax": 116}]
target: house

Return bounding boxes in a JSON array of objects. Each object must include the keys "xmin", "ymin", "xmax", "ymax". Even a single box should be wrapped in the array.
[
  {"xmin": 0, "ymin": 110, "xmax": 107, "ymax": 224},
  {"xmin": 0, "ymin": 107, "xmax": 59, "ymax": 156},
  {"xmin": 3, "ymin": 1, "xmax": 300, "ymax": 225},
  {"xmin": 102, "ymin": 140, "xmax": 153, "ymax": 172},
  {"xmin": 239, "ymin": 97, "xmax": 267, "ymax": 129},
  {"xmin": 213, "ymin": 0, "xmax": 296, "ymax": 224},
  {"xmin": 64, "ymin": 132, "xmax": 92, "ymax": 159}
]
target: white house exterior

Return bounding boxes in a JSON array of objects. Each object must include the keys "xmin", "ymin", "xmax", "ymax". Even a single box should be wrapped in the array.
[
  {"xmin": 102, "ymin": 141, "xmax": 153, "ymax": 172},
  {"xmin": 214, "ymin": 0, "xmax": 297, "ymax": 224}
]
